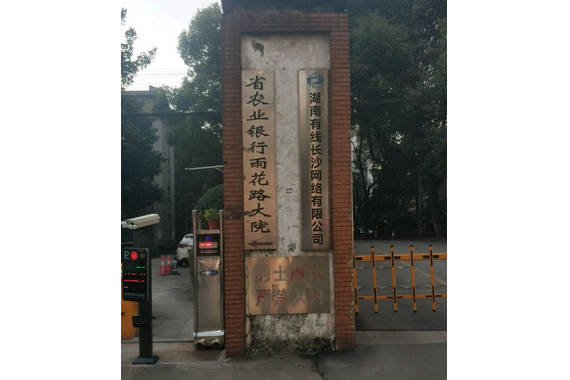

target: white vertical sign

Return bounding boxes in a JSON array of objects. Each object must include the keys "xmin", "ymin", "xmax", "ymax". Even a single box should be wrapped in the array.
[{"xmin": 299, "ymin": 69, "xmax": 330, "ymax": 250}]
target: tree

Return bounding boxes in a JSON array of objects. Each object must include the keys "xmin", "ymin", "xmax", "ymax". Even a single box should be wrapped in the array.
[
  {"xmin": 121, "ymin": 8, "xmax": 163, "ymax": 219},
  {"xmin": 161, "ymin": 3, "xmax": 223, "ymax": 238},
  {"xmin": 348, "ymin": 0, "xmax": 447, "ymax": 238},
  {"xmin": 171, "ymin": 2, "xmax": 222, "ymax": 133},
  {"xmin": 121, "ymin": 8, "xmax": 157, "ymax": 90},
  {"xmin": 159, "ymin": 1, "xmax": 447, "ymax": 239}
]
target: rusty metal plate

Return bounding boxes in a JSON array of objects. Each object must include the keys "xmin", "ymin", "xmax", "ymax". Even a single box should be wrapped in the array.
[
  {"xmin": 299, "ymin": 69, "xmax": 330, "ymax": 250},
  {"xmin": 247, "ymin": 256, "xmax": 331, "ymax": 315},
  {"xmin": 242, "ymin": 70, "xmax": 277, "ymax": 250}
]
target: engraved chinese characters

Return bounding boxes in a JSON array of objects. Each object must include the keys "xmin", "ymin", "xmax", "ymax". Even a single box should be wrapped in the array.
[
  {"xmin": 242, "ymin": 71, "xmax": 277, "ymax": 249},
  {"xmin": 299, "ymin": 69, "xmax": 330, "ymax": 250},
  {"xmin": 247, "ymin": 256, "xmax": 331, "ymax": 314}
]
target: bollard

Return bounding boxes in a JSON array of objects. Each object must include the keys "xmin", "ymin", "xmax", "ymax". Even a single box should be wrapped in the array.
[{"xmin": 171, "ymin": 258, "xmax": 180, "ymax": 275}]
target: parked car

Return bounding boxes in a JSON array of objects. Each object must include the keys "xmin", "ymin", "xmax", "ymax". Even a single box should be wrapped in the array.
[{"xmin": 176, "ymin": 234, "xmax": 194, "ymax": 267}]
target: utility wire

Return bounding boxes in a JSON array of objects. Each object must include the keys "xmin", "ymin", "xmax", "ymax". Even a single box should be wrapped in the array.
[{"xmin": 122, "ymin": 111, "xmax": 220, "ymax": 118}]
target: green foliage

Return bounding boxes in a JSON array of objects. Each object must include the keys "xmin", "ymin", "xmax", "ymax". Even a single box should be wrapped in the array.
[
  {"xmin": 161, "ymin": 3, "xmax": 223, "ymax": 238},
  {"xmin": 120, "ymin": 9, "xmax": 163, "ymax": 219},
  {"xmin": 177, "ymin": 3, "xmax": 222, "ymax": 79},
  {"xmin": 194, "ymin": 184, "xmax": 223, "ymax": 212},
  {"xmin": 204, "ymin": 208, "xmax": 220, "ymax": 221},
  {"xmin": 121, "ymin": 8, "xmax": 157, "ymax": 90},
  {"xmin": 170, "ymin": 3, "xmax": 222, "ymax": 134},
  {"xmin": 159, "ymin": 1, "xmax": 446, "ymax": 239},
  {"xmin": 348, "ymin": 0, "xmax": 447, "ymax": 238}
]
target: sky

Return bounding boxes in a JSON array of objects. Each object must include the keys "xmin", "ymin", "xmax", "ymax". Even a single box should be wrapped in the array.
[{"xmin": 122, "ymin": 0, "xmax": 221, "ymax": 91}]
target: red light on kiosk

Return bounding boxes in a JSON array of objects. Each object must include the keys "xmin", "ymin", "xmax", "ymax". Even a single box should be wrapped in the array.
[
  {"xmin": 130, "ymin": 251, "xmax": 139, "ymax": 261},
  {"xmin": 199, "ymin": 242, "xmax": 213, "ymax": 248}
]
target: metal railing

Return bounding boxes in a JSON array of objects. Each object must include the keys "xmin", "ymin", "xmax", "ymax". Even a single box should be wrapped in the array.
[{"xmin": 353, "ymin": 245, "xmax": 447, "ymax": 313}]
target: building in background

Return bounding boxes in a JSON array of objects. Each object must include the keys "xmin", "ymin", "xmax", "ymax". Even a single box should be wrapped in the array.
[{"xmin": 122, "ymin": 86, "xmax": 176, "ymax": 250}]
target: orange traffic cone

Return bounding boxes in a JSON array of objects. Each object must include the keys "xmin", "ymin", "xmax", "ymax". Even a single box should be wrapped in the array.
[
  {"xmin": 159, "ymin": 255, "xmax": 166, "ymax": 276},
  {"xmin": 166, "ymin": 255, "xmax": 172, "ymax": 275}
]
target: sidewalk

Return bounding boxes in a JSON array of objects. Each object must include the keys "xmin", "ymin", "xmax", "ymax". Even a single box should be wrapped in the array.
[{"xmin": 121, "ymin": 331, "xmax": 446, "ymax": 380}]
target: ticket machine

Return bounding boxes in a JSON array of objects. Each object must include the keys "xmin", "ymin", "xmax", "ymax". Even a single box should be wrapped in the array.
[{"xmin": 192, "ymin": 210, "xmax": 224, "ymax": 349}]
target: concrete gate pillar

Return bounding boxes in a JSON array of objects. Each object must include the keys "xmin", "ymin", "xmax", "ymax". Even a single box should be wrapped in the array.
[{"xmin": 221, "ymin": 0, "xmax": 353, "ymax": 356}]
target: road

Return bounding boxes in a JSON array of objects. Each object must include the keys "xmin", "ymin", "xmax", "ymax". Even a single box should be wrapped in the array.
[{"xmin": 353, "ymin": 239, "xmax": 447, "ymax": 331}]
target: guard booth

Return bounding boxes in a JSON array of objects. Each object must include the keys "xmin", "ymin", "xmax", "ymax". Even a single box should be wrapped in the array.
[{"xmin": 192, "ymin": 210, "xmax": 225, "ymax": 349}]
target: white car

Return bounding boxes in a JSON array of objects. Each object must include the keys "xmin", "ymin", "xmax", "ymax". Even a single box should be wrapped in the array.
[{"xmin": 176, "ymin": 234, "xmax": 194, "ymax": 267}]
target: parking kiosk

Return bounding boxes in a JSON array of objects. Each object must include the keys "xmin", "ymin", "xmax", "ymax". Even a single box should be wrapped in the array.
[{"xmin": 192, "ymin": 210, "xmax": 225, "ymax": 349}]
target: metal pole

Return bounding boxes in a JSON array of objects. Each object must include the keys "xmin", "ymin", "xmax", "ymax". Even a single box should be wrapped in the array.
[
  {"xmin": 184, "ymin": 165, "xmax": 223, "ymax": 173},
  {"xmin": 133, "ymin": 254, "xmax": 159, "ymax": 364},
  {"xmin": 134, "ymin": 301, "xmax": 157, "ymax": 363},
  {"xmin": 192, "ymin": 210, "xmax": 198, "ymax": 345}
]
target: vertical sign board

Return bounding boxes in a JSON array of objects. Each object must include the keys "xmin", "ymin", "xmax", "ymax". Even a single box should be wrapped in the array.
[
  {"xmin": 247, "ymin": 256, "xmax": 331, "ymax": 315},
  {"xmin": 242, "ymin": 70, "xmax": 278, "ymax": 250},
  {"xmin": 122, "ymin": 248, "xmax": 150, "ymax": 302},
  {"xmin": 299, "ymin": 69, "xmax": 330, "ymax": 250}
]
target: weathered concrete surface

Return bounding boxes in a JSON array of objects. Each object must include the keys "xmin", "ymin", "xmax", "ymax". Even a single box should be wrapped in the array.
[
  {"xmin": 316, "ymin": 331, "xmax": 447, "ymax": 380},
  {"xmin": 246, "ymin": 314, "xmax": 335, "ymax": 355},
  {"xmin": 121, "ymin": 331, "xmax": 447, "ymax": 380},
  {"xmin": 241, "ymin": 34, "xmax": 335, "ymax": 353},
  {"xmin": 241, "ymin": 34, "xmax": 331, "ymax": 257}
]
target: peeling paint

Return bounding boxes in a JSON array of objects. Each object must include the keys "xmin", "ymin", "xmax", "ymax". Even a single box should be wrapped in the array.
[
  {"xmin": 242, "ymin": 34, "xmax": 334, "ymax": 354},
  {"xmin": 251, "ymin": 39, "xmax": 264, "ymax": 57},
  {"xmin": 246, "ymin": 314, "xmax": 335, "ymax": 355}
]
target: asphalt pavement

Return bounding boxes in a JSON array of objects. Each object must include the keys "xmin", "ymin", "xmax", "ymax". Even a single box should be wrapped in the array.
[
  {"xmin": 122, "ymin": 330, "xmax": 446, "ymax": 380},
  {"xmin": 121, "ymin": 239, "xmax": 447, "ymax": 379},
  {"xmin": 353, "ymin": 240, "xmax": 447, "ymax": 331}
]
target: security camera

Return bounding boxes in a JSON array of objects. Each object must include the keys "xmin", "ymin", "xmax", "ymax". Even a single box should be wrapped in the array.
[{"xmin": 123, "ymin": 214, "xmax": 160, "ymax": 229}]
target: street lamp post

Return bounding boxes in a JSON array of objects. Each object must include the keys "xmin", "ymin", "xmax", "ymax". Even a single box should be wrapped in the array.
[{"xmin": 184, "ymin": 165, "xmax": 223, "ymax": 173}]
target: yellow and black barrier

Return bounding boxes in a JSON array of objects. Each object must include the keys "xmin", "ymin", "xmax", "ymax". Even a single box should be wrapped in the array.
[{"xmin": 353, "ymin": 245, "xmax": 447, "ymax": 313}]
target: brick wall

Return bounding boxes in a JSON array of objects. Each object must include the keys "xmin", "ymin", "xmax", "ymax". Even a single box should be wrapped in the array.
[{"xmin": 222, "ymin": 12, "xmax": 354, "ymax": 356}]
